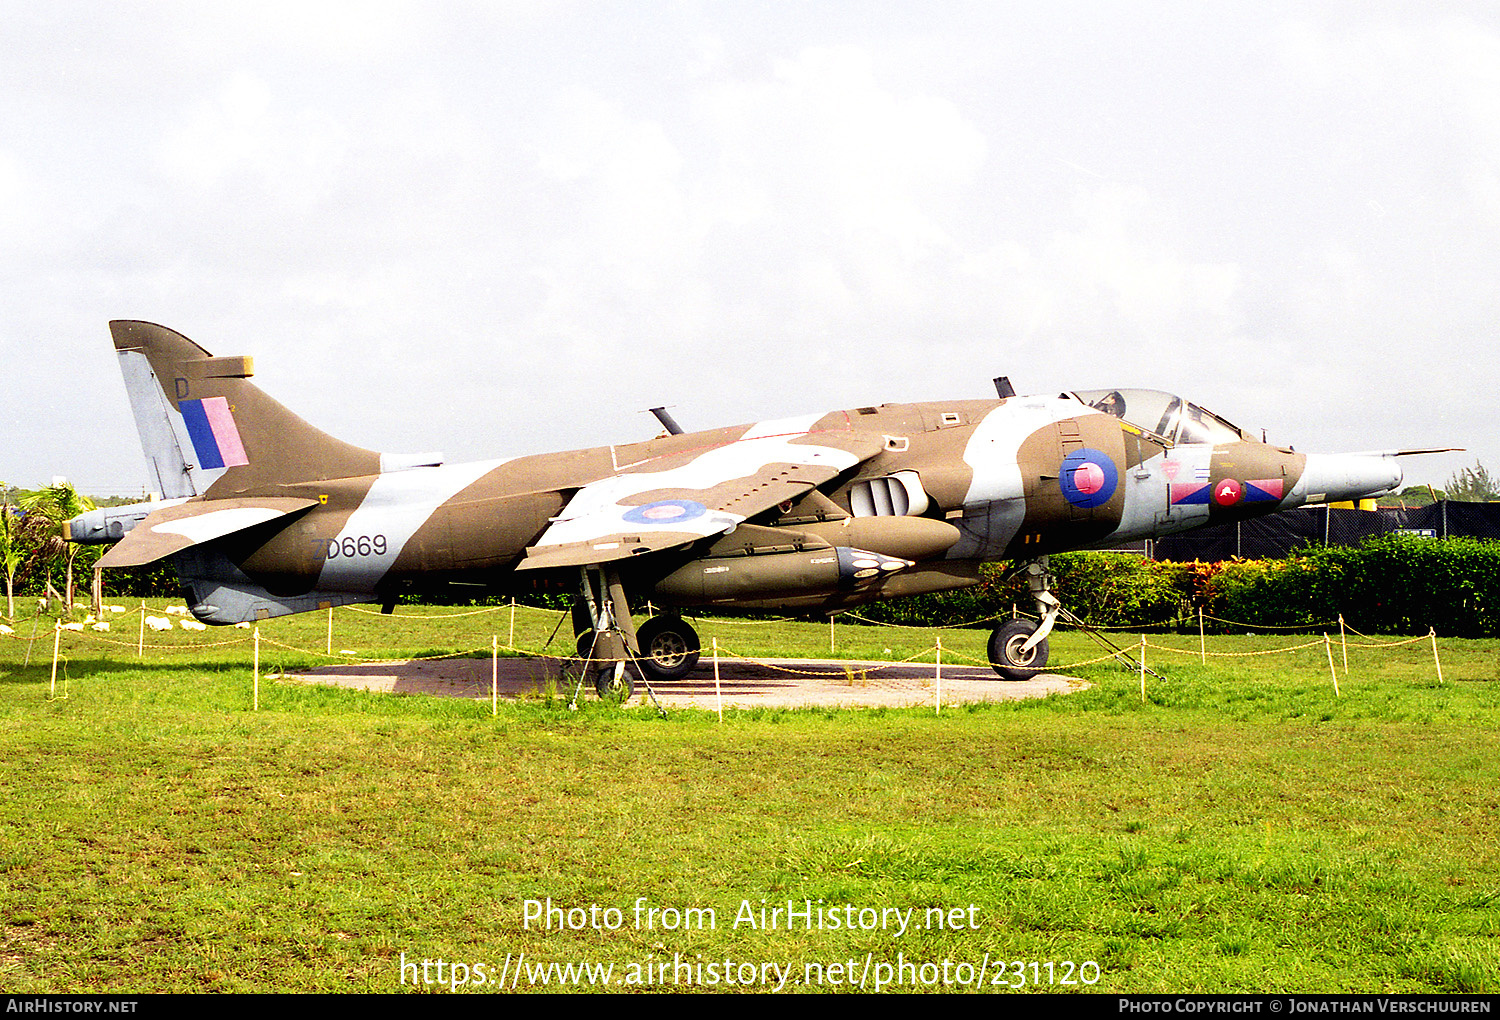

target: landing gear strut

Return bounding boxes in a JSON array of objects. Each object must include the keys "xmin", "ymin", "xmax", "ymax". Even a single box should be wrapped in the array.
[
  {"xmin": 567, "ymin": 566, "xmax": 679, "ymax": 709},
  {"xmin": 988, "ymin": 557, "xmax": 1060, "ymax": 680},
  {"xmin": 570, "ymin": 566, "xmax": 637, "ymax": 703}
]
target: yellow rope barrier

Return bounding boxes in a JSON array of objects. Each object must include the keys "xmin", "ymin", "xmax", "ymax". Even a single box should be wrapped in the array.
[
  {"xmin": 1342, "ymin": 634, "xmax": 1433, "ymax": 649},
  {"xmin": 939, "ymin": 647, "xmax": 1126, "ymax": 672},
  {"xmin": 1198, "ymin": 613, "xmax": 1340, "ymax": 631},
  {"xmin": 54, "ymin": 628, "xmax": 253, "ymax": 651},
  {"xmin": 341, "ymin": 604, "xmax": 512, "ymax": 619},
  {"xmin": 842, "ymin": 612, "xmax": 1006, "ymax": 631},
  {"xmin": 257, "ymin": 634, "xmax": 502, "ymax": 664},
  {"xmin": 686, "ymin": 614, "xmax": 801, "ymax": 626},
  {"xmin": 15, "ymin": 599, "xmax": 1462, "ymax": 699},
  {"xmin": 1339, "ymin": 621, "xmax": 1435, "ymax": 648},
  {"xmin": 1143, "ymin": 636, "xmax": 1325, "ymax": 658},
  {"xmin": 707, "ymin": 646, "xmax": 877, "ymax": 678}
]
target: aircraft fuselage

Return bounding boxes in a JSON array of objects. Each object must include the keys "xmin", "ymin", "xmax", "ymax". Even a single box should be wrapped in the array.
[{"xmin": 153, "ymin": 394, "xmax": 1384, "ymax": 621}]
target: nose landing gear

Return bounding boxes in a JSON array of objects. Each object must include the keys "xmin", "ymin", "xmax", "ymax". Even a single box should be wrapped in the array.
[
  {"xmin": 986, "ymin": 555, "xmax": 1167, "ymax": 682},
  {"xmin": 989, "ymin": 617, "xmax": 1050, "ymax": 680},
  {"xmin": 988, "ymin": 557, "xmax": 1060, "ymax": 680}
]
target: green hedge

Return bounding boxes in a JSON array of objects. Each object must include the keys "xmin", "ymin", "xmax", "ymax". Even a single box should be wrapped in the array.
[
  {"xmin": 1204, "ymin": 536, "xmax": 1500, "ymax": 637},
  {"xmin": 862, "ymin": 537, "xmax": 1500, "ymax": 637}
]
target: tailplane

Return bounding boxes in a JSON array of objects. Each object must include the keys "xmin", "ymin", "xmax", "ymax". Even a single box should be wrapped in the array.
[{"xmin": 110, "ymin": 321, "xmax": 381, "ymax": 497}]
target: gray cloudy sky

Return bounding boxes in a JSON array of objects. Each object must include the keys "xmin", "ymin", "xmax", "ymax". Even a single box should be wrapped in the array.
[{"xmin": 2, "ymin": 1, "xmax": 1495, "ymax": 493}]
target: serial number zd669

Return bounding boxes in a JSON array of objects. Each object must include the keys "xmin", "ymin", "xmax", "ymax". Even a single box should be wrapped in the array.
[{"xmin": 326, "ymin": 535, "xmax": 388, "ymax": 559}]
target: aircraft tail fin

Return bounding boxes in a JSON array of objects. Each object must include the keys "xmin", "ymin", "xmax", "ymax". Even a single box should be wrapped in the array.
[{"xmin": 110, "ymin": 321, "xmax": 381, "ymax": 497}]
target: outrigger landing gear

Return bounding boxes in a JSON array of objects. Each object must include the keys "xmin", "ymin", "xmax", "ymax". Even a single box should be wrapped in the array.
[
  {"xmin": 988, "ymin": 557, "xmax": 1060, "ymax": 680},
  {"xmin": 569, "ymin": 566, "xmax": 636, "ymax": 703},
  {"xmin": 567, "ymin": 566, "xmax": 673, "ymax": 711}
]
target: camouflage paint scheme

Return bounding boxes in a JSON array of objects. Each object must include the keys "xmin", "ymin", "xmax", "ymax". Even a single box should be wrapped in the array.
[{"xmin": 70, "ymin": 321, "xmax": 1410, "ymax": 681}]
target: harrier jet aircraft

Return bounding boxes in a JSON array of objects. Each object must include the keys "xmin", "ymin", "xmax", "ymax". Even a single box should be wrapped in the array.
[{"xmin": 70, "ymin": 321, "xmax": 1422, "ymax": 693}]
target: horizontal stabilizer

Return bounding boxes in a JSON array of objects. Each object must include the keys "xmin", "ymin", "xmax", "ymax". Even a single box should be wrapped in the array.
[{"xmin": 97, "ymin": 497, "xmax": 318, "ymax": 568}]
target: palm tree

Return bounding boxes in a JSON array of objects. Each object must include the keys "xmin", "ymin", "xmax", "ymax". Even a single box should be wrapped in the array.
[
  {"xmin": 20, "ymin": 482, "xmax": 94, "ymax": 613},
  {"xmin": 0, "ymin": 485, "xmax": 25, "ymax": 620},
  {"xmin": 1445, "ymin": 461, "xmax": 1500, "ymax": 502}
]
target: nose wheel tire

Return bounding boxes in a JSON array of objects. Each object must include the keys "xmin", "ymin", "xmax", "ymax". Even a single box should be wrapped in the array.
[
  {"xmin": 634, "ymin": 616, "xmax": 701, "ymax": 682},
  {"xmin": 989, "ymin": 619, "xmax": 1049, "ymax": 681}
]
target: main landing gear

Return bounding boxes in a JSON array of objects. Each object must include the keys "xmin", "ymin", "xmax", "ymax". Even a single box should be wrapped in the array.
[
  {"xmin": 634, "ymin": 615, "xmax": 701, "ymax": 682},
  {"xmin": 569, "ymin": 566, "xmax": 700, "ymax": 706},
  {"xmin": 987, "ymin": 558, "xmax": 1060, "ymax": 681}
]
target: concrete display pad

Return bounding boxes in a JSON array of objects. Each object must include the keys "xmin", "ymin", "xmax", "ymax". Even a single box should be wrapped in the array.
[{"xmin": 288, "ymin": 654, "xmax": 1084, "ymax": 709}]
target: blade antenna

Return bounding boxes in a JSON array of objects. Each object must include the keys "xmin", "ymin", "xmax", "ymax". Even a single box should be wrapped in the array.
[{"xmin": 649, "ymin": 407, "xmax": 684, "ymax": 435}]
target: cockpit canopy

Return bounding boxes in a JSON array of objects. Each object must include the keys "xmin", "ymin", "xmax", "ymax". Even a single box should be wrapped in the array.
[{"xmin": 1072, "ymin": 389, "xmax": 1250, "ymax": 446}]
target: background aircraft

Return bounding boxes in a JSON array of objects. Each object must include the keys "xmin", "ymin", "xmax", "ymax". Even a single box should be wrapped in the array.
[{"xmin": 69, "ymin": 321, "xmax": 1422, "ymax": 693}]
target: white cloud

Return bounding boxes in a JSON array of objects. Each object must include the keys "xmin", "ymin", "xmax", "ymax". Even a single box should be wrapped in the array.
[
  {"xmin": 172, "ymin": 0, "xmax": 435, "ymax": 63},
  {"xmin": 698, "ymin": 45, "xmax": 985, "ymax": 253},
  {"xmin": 1032, "ymin": 185, "xmax": 1241, "ymax": 339},
  {"xmin": 1, "ymin": 4, "xmax": 1496, "ymax": 488}
]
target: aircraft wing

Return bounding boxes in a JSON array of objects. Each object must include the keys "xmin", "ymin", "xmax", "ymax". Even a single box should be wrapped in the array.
[
  {"xmin": 96, "ymin": 497, "xmax": 320, "ymax": 568},
  {"xmin": 516, "ymin": 420, "xmax": 885, "ymax": 571}
]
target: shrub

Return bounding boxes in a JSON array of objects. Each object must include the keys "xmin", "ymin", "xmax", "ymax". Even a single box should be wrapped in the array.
[
  {"xmin": 1201, "ymin": 537, "xmax": 1500, "ymax": 636},
  {"xmin": 867, "ymin": 538, "xmax": 1500, "ymax": 637},
  {"xmin": 1051, "ymin": 552, "xmax": 1186, "ymax": 628}
]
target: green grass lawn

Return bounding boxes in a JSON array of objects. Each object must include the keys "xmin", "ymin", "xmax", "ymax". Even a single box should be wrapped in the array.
[{"xmin": 0, "ymin": 603, "xmax": 1496, "ymax": 993}]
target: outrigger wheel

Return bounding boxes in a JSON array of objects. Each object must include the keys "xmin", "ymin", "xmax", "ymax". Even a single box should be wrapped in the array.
[
  {"xmin": 633, "ymin": 616, "xmax": 701, "ymax": 682},
  {"xmin": 988, "ymin": 618, "xmax": 1049, "ymax": 681},
  {"xmin": 595, "ymin": 660, "xmax": 635, "ymax": 702}
]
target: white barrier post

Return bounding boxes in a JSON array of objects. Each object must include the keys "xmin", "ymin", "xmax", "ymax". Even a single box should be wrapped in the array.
[
  {"xmin": 1139, "ymin": 634, "xmax": 1147, "ymax": 703},
  {"xmin": 50, "ymin": 623, "xmax": 60, "ymax": 700},
  {"xmin": 713, "ymin": 638, "xmax": 723, "ymax": 723},
  {"xmin": 1324, "ymin": 634, "xmax": 1339, "ymax": 697},
  {"xmin": 1430, "ymin": 628, "xmax": 1444, "ymax": 686},
  {"xmin": 326, "ymin": 606, "xmax": 333, "ymax": 655},
  {"xmin": 509, "ymin": 599, "xmax": 516, "ymax": 649},
  {"xmin": 253, "ymin": 626, "xmax": 260, "ymax": 711},
  {"xmin": 24, "ymin": 612, "xmax": 38, "ymax": 667},
  {"xmin": 935, "ymin": 636, "xmax": 942, "ymax": 715},
  {"xmin": 492, "ymin": 636, "xmax": 498, "ymax": 715},
  {"xmin": 1199, "ymin": 607, "xmax": 1205, "ymax": 665},
  {"xmin": 1339, "ymin": 614, "xmax": 1349, "ymax": 675},
  {"xmin": 138, "ymin": 601, "xmax": 146, "ymax": 658}
]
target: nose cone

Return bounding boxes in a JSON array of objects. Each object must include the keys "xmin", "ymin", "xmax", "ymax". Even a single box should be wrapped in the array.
[{"xmin": 1292, "ymin": 453, "xmax": 1402, "ymax": 506}]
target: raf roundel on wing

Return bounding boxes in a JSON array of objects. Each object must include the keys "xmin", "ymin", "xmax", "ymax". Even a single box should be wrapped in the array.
[{"xmin": 621, "ymin": 500, "xmax": 709, "ymax": 525}]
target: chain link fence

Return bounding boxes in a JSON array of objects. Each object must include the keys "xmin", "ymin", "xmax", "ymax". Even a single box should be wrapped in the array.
[{"xmin": 1153, "ymin": 501, "xmax": 1500, "ymax": 561}]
